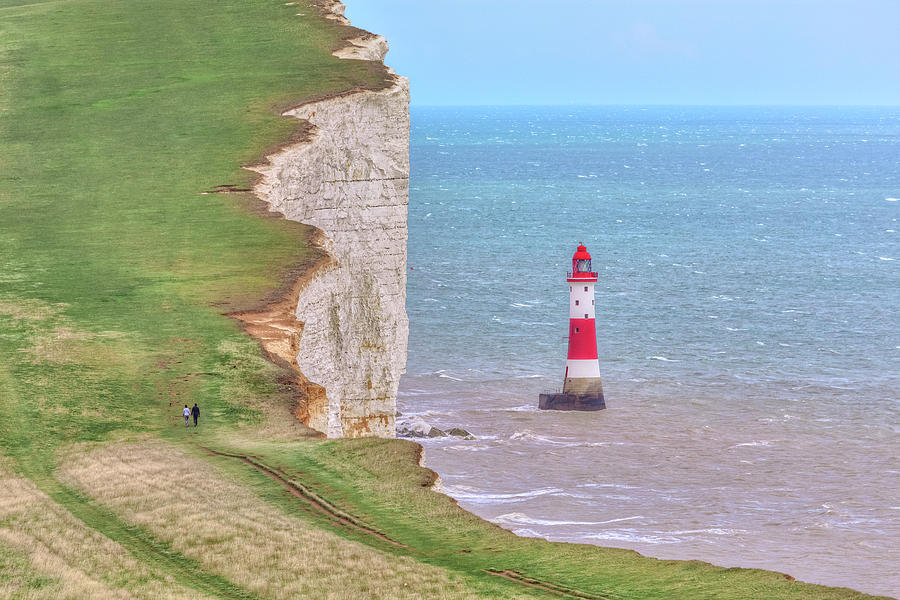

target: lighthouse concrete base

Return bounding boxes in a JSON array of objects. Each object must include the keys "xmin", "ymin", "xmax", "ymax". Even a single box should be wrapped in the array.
[
  {"xmin": 539, "ymin": 376, "xmax": 605, "ymax": 411},
  {"xmin": 564, "ymin": 376, "xmax": 603, "ymax": 394},
  {"xmin": 538, "ymin": 392, "xmax": 606, "ymax": 411}
]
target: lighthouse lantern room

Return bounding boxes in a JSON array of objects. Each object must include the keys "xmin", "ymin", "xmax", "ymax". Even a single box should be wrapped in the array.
[{"xmin": 539, "ymin": 244, "xmax": 606, "ymax": 411}]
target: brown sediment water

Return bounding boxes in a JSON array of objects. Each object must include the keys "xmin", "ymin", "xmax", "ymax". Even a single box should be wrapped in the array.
[{"xmin": 400, "ymin": 376, "xmax": 899, "ymax": 598}]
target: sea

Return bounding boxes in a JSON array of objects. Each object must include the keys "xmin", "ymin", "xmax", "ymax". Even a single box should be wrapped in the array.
[{"xmin": 399, "ymin": 106, "xmax": 899, "ymax": 598}]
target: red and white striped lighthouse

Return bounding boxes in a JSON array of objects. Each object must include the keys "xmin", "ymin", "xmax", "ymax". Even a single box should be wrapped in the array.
[{"xmin": 539, "ymin": 244, "xmax": 606, "ymax": 411}]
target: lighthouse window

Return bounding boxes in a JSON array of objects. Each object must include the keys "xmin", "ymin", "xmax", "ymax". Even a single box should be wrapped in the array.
[
  {"xmin": 575, "ymin": 327, "xmax": 579, "ymax": 333},
  {"xmin": 592, "ymin": 300, "xmax": 594, "ymax": 305},
  {"xmin": 575, "ymin": 300, "xmax": 579, "ymax": 306},
  {"xmin": 583, "ymin": 286, "xmax": 588, "ymax": 292},
  {"xmin": 585, "ymin": 313, "xmax": 589, "ymax": 318}
]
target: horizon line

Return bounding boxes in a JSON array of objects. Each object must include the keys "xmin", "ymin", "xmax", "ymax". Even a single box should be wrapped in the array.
[{"xmin": 409, "ymin": 103, "xmax": 900, "ymax": 109}]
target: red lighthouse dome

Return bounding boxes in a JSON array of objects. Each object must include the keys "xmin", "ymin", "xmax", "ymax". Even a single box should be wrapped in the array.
[{"xmin": 568, "ymin": 244, "xmax": 598, "ymax": 282}]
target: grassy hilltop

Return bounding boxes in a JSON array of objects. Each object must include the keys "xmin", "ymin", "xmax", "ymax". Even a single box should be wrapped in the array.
[{"xmin": 0, "ymin": 1, "xmax": 891, "ymax": 598}]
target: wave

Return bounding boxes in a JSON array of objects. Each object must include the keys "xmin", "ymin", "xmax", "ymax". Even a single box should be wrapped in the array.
[
  {"xmin": 495, "ymin": 512, "xmax": 645, "ymax": 527},
  {"xmin": 729, "ymin": 440, "xmax": 778, "ymax": 449},
  {"xmin": 505, "ymin": 430, "xmax": 623, "ymax": 447},
  {"xmin": 509, "ymin": 527, "xmax": 545, "ymax": 538},
  {"xmin": 431, "ymin": 369, "xmax": 463, "ymax": 381},
  {"xmin": 577, "ymin": 482, "xmax": 640, "ymax": 490},
  {"xmin": 647, "ymin": 356, "xmax": 678, "ymax": 362},
  {"xmin": 671, "ymin": 528, "xmax": 748, "ymax": 536},
  {"xmin": 580, "ymin": 530, "xmax": 681, "ymax": 544},
  {"xmin": 503, "ymin": 404, "xmax": 540, "ymax": 412},
  {"xmin": 442, "ymin": 485, "xmax": 563, "ymax": 503},
  {"xmin": 443, "ymin": 444, "xmax": 493, "ymax": 452},
  {"xmin": 509, "ymin": 430, "xmax": 580, "ymax": 445},
  {"xmin": 579, "ymin": 527, "xmax": 744, "ymax": 544}
]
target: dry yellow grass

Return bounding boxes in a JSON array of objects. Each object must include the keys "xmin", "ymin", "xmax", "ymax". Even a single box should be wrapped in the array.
[
  {"xmin": 60, "ymin": 441, "xmax": 491, "ymax": 600},
  {"xmin": 23, "ymin": 326, "xmax": 131, "ymax": 366},
  {"xmin": 0, "ymin": 298, "xmax": 64, "ymax": 322},
  {"xmin": 0, "ymin": 461, "xmax": 212, "ymax": 600},
  {"xmin": 0, "ymin": 296, "xmax": 132, "ymax": 367}
]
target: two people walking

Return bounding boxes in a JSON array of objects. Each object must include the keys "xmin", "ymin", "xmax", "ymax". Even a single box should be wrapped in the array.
[{"xmin": 182, "ymin": 403, "xmax": 200, "ymax": 427}]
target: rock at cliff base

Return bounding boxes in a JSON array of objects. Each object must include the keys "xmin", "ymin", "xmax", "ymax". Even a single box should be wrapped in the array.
[
  {"xmin": 397, "ymin": 416, "xmax": 437, "ymax": 438},
  {"xmin": 446, "ymin": 427, "xmax": 475, "ymax": 439}
]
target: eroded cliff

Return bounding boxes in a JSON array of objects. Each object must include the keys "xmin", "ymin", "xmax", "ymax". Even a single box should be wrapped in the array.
[{"xmin": 244, "ymin": 5, "xmax": 408, "ymax": 437}]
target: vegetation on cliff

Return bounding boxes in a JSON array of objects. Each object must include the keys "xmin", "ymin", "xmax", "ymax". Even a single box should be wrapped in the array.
[{"xmin": 0, "ymin": 0, "xmax": 890, "ymax": 598}]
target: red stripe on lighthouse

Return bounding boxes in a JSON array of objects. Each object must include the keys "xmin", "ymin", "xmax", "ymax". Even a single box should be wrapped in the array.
[{"xmin": 567, "ymin": 318, "xmax": 598, "ymax": 360}]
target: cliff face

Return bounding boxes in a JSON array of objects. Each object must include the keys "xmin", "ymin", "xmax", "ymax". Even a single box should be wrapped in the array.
[{"xmin": 246, "ymin": 9, "xmax": 409, "ymax": 438}]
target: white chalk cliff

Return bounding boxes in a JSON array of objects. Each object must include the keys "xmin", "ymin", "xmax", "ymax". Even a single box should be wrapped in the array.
[{"xmin": 246, "ymin": 3, "xmax": 408, "ymax": 437}]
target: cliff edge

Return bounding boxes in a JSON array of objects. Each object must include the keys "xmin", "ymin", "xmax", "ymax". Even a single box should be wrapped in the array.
[{"xmin": 242, "ymin": 2, "xmax": 409, "ymax": 438}]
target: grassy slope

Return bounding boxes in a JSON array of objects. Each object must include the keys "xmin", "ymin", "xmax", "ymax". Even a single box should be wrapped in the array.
[{"xmin": 0, "ymin": 1, "xmax": 891, "ymax": 598}]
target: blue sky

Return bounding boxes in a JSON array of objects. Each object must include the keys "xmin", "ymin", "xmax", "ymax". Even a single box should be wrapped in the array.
[{"xmin": 344, "ymin": 0, "xmax": 900, "ymax": 106}]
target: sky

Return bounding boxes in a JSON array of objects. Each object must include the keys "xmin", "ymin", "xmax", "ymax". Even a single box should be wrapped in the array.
[{"xmin": 343, "ymin": 0, "xmax": 900, "ymax": 106}]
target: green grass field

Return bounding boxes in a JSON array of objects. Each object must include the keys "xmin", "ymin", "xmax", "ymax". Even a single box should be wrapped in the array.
[{"xmin": 0, "ymin": 1, "xmax": 892, "ymax": 598}]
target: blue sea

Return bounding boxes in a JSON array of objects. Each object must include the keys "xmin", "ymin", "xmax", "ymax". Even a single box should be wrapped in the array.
[{"xmin": 399, "ymin": 106, "xmax": 899, "ymax": 597}]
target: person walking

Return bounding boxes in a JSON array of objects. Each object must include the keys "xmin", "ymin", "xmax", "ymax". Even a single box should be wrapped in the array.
[
  {"xmin": 191, "ymin": 403, "xmax": 200, "ymax": 427},
  {"xmin": 182, "ymin": 405, "xmax": 190, "ymax": 427}
]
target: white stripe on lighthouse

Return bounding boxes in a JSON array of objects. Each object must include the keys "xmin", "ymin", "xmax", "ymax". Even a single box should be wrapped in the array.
[
  {"xmin": 569, "ymin": 282, "xmax": 595, "ymax": 319},
  {"xmin": 565, "ymin": 359, "xmax": 602, "ymax": 379}
]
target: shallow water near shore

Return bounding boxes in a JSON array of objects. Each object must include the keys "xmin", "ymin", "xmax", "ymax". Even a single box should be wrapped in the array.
[{"xmin": 400, "ymin": 106, "xmax": 899, "ymax": 597}]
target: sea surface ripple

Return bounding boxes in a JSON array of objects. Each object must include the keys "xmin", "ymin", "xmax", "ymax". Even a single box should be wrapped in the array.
[{"xmin": 401, "ymin": 106, "xmax": 899, "ymax": 597}]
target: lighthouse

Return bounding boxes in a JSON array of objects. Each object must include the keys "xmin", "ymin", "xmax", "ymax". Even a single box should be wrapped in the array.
[{"xmin": 539, "ymin": 244, "xmax": 606, "ymax": 411}]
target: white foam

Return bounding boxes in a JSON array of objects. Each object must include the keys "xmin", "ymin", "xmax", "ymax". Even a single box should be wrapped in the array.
[
  {"xmin": 503, "ymin": 404, "xmax": 540, "ymax": 412},
  {"xmin": 887, "ymin": 197, "xmax": 898, "ymax": 202},
  {"xmin": 445, "ymin": 445, "xmax": 492, "ymax": 452},
  {"xmin": 581, "ymin": 530, "xmax": 681, "ymax": 544},
  {"xmin": 509, "ymin": 430, "xmax": 577, "ymax": 445},
  {"xmin": 647, "ymin": 356, "xmax": 678, "ymax": 362},
  {"xmin": 435, "ymin": 371, "xmax": 463, "ymax": 381},
  {"xmin": 878, "ymin": 257, "xmax": 894, "ymax": 261},
  {"xmin": 729, "ymin": 440, "xmax": 777, "ymax": 449},
  {"xmin": 511, "ymin": 527, "xmax": 545, "ymax": 538},
  {"xmin": 442, "ymin": 486, "xmax": 563, "ymax": 503},
  {"xmin": 666, "ymin": 528, "xmax": 746, "ymax": 536},
  {"xmin": 577, "ymin": 482, "xmax": 640, "ymax": 490},
  {"xmin": 495, "ymin": 512, "xmax": 645, "ymax": 527}
]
